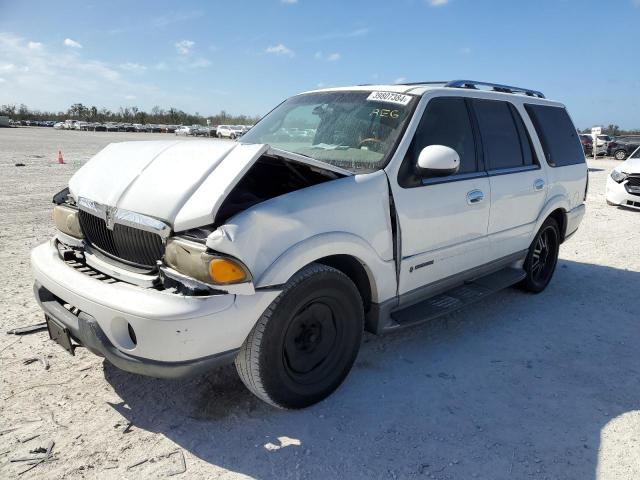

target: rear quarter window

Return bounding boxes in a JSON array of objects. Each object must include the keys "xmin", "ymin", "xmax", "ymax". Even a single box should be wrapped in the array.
[{"xmin": 524, "ymin": 104, "xmax": 585, "ymax": 167}]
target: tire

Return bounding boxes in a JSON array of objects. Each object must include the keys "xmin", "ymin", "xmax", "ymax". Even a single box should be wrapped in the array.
[
  {"xmin": 614, "ymin": 149, "xmax": 627, "ymax": 161},
  {"xmin": 235, "ymin": 263, "xmax": 364, "ymax": 409},
  {"xmin": 230, "ymin": 134, "xmax": 236, "ymax": 140},
  {"xmin": 518, "ymin": 218, "xmax": 560, "ymax": 293}
]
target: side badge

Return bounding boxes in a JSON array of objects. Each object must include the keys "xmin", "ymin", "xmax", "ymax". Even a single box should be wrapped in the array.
[{"xmin": 410, "ymin": 260, "xmax": 434, "ymax": 273}]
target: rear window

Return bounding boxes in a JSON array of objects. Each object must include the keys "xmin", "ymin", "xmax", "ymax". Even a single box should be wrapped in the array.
[
  {"xmin": 472, "ymin": 99, "xmax": 535, "ymax": 170},
  {"xmin": 524, "ymin": 104, "xmax": 585, "ymax": 167}
]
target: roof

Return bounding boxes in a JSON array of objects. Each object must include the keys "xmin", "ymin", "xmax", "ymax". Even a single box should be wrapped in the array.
[{"xmin": 303, "ymin": 80, "xmax": 560, "ymax": 105}]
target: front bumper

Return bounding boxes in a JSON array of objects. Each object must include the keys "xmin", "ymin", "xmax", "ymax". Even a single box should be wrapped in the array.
[
  {"xmin": 35, "ymin": 283, "xmax": 238, "ymax": 378},
  {"xmin": 606, "ymin": 176, "xmax": 640, "ymax": 209},
  {"xmin": 31, "ymin": 240, "xmax": 280, "ymax": 376}
]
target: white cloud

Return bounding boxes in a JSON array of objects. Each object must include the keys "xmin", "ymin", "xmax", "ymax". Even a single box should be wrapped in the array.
[
  {"xmin": 154, "ymin": 62, "xmax": 168, "ymax": 70},
  {"xmin": 394, "ymin": 77, "xmax": 407, "ymax": 84},
  {"xmin": 314, "ymin": 51, "xmax": 341, "ymax": 62},
  {"xmin": 427, "ymin": 0, "xmax": 449, "ymax": 6},
  {"xmin": 265, "ymin": 43, "xmax": 294, "ymax": 57},
  {"xmin": 175, "ymin": 39, "xmax": 195, "ymax": 55},
  {"xmin": 189, "ymin": 58, "xmax": 211, "ymax": 68},
  {"xmin": 124, "ymin": 94, "xmax": 136, "ymax": 100},
  {"xmin": 281, "ymin": 0, "xmax": 298, "ymax": 4},
  {"xmin": 0, "ymin": 32, "xmax": 172, "ymax": 112},
  {"xmin": 0, "ymin": 78, "xmax": 5, "ymax": 83},
  {"xmin": 633, "ymin": 0, "xmax": 640, "ymax": 6},
  {"xmin": 27, "ymin": 41, "xmax": 42, "ymax": 50},
  {"xmin": 119, "ymin": 62, "xmax": 147, "ymax": 72},
  {"xmin": 64, "ymin": 38, "xmax": 82, "ymax": 48}
]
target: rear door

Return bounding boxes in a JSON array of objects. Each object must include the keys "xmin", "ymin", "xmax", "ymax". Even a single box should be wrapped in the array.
[{"xmin": 470, "ymin": 99, "xmax": 547, "ymax": 259}]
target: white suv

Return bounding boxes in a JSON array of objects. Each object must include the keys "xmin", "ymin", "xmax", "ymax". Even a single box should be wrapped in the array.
[
  {"xmin": 216, "ymin": 125, "xmax": 243, "ymax": 139},
  {"xmin": 32, "ymin": 80, "xmax": 587, "ymax": 408}
]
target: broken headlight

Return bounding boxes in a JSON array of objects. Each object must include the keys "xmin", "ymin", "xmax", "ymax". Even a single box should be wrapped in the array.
[
  {"xmin": 164, "ymin": 237, "xmax": 252, "ymax": 285},
  {"xmin": 52, "ymin": 204, "xmax": 83, "ymax": 239},
  {"xmin": 610, "ymin": 170, "xmax": 628, "ymax": 183}
]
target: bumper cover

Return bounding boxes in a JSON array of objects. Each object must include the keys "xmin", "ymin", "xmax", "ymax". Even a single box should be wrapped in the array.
[
  {"xmin": 606, "ymin": 176, "xmax": 640, "ymax": 209},
  {"xmin": 31, "ymin": 240, "xmax": 280, "ymax": 367},
  {"xmin": 35, "ymin": 282, "xmax": 238, "ymax": 379}
]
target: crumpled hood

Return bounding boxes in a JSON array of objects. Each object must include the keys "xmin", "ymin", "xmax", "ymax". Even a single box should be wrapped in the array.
[
  {"xmin": 618, "ymin": 156, "xmax": 640, "ymax": 174},
  {"xmin": 69, "ymin": 140, "xmax": 268, "ymax": 231}
]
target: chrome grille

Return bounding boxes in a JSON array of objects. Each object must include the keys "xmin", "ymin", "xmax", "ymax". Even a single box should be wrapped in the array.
[{"xmin": 78, "ymin": 210, "xmax": 164, "ymax": 268}]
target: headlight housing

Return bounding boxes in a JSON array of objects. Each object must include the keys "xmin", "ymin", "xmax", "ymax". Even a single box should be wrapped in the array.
[
  {"xmin": 164, "ymin": 237, "xmax": 251, "ymax": 285},
  {"xmin": 610, "ymin": 170, "xmax": 628, "ymax": 183},
  {"xmin": 52, "ymin": 205, "xmax": 83, "ymax": 238}
]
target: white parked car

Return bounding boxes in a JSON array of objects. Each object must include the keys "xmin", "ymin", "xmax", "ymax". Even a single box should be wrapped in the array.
[
  {"xmin": 53, "ymin": 122, "xmax": 65, "ymax": 130},
  {"xmin": 593, "ymin": 134, "xmax": 611, "ymax": 156},
  {"xmin": 174, "ymin": 126, "xmax": 192, "ymax": 136},
  {"xmin": 606, "ymin": 146, "xmax": 640, "ymax": 209},
  {"xmin": 216, "ymin": 125, "xmax": 244, "ymax": 139},
  {"xmin": 31, "ymin": 80, "xmax": 587, "ymax": 408}
]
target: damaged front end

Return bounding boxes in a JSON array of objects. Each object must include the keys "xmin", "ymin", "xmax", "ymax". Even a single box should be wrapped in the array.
[{"xmin": 52, "ymin": 145, "xmax": 349, "ymax": 297}]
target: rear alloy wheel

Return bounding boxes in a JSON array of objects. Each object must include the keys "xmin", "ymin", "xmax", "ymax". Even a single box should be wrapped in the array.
[
  {"xmin": 235, "ymin": 264, "xmax": 363, "ymax": 409},
  {"xmin": 519, "ymin": 218, "xmax": 560, "ymax": 293},
  {"xmin": 614, "ymin": 149, "xmax": 627, "ymax": 161}
]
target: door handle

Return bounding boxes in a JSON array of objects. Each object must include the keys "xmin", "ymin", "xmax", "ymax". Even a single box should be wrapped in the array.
[
  {"xmin": 533, "ymin": 179, "xmax": 545, "ymax": 191},
  {"xmin": 466, "ymin": 189, "xmax": 484, "ymax": 205}
]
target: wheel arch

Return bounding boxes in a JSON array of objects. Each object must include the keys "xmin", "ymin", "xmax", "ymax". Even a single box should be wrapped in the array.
[
  {"xmin": 534, "ymin": 195, "xmax": 571, "ymax": 244},
  {"xmin": 255, "ymin": 232, "xmax": 397, "ymax": 305}
]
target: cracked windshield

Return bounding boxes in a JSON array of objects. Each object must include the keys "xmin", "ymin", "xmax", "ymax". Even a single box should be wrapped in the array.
[{"xmin": 240, "ymin": 91, "xmax": 416, "ymax": 172}]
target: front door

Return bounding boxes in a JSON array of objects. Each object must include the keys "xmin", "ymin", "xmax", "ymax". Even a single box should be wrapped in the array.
[{"xmin": 388, "ymin": 96, "xmax": 490, "ymax": 300}]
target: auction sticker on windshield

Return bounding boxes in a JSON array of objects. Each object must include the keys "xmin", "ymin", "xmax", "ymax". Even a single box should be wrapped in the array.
[{"xmin": 366, "ymin": 91, "xmax": 412, "ymax": 106}]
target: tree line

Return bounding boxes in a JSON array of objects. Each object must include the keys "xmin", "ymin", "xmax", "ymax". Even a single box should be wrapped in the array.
[
  {"xmin": 0, "ymin": 103, "xmax": 261, "ymax": 126},
  {"xmin": 579, "ymin": 124, "xmax": 640, "ymax": 136}
]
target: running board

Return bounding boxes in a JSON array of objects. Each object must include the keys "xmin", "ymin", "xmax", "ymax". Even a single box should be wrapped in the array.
[{"xmin": 389, "ymin": 267, "xmax": 526, "ymax": 328}]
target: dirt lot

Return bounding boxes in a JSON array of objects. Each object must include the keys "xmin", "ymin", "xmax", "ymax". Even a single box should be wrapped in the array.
[{"xmin": 0, "ymin": 127, "xmax": 639, "ymax": 480}]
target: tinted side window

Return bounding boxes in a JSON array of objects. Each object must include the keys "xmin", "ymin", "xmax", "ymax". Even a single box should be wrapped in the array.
[
  {"xmin": 472, "ymin": 99, "xmax": 524, "ymax": 170},
  {"xmin": 410, "ymin": 97, "xmax": 477, "ymax": 174},
  {"xmin": 524, "ymin": 104, "xmax": 585, "ymax": 167}
]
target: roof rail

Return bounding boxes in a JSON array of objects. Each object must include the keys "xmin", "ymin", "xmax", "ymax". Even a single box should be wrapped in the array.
[
  {"xmin": 445, "ymin": 80, "xmax": 545, "ymax": 99},
  {"xmin": 395, "ymin": 81, "xmax": 449, "ymax": 86}
]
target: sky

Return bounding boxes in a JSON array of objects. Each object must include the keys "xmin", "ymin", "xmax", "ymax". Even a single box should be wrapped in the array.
[{"xmin": 0, "ymin": 0, "xmax": 639, "ymax": 129}]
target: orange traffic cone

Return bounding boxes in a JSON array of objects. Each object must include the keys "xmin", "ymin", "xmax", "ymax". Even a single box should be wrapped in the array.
[{"xmin": 57, "ymin": 150, "xmax": 65, "ymax": 164}]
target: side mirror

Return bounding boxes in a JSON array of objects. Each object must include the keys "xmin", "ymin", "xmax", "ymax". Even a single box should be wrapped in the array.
[{"xmin": 416, "ymin": 145, "xmax": 460, "ymax": 177}]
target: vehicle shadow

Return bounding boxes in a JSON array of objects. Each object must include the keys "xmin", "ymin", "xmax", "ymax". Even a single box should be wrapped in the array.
[{"xmin": 104, "ymin": 259, "xmax": 639, "ymax": 479}]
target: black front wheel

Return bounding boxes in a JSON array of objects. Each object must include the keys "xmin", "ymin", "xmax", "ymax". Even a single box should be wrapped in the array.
[
  {"xmin": 235, "ymin": 264, "xmax": 363, "ymax": 409},
  {"xmin": 519, "ymin": 218, "xmax": 560, "ymax": 293}
]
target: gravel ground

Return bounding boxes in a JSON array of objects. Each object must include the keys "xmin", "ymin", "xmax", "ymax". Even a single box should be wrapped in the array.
[{"xmin": 0, "ymin": 127, "xmax": 638, "ymax": 480}]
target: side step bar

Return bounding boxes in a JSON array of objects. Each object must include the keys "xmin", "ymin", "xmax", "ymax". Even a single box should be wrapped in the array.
[{"xmin": 388, "ymin": 267, "xmax": 526, "ymax": 329}]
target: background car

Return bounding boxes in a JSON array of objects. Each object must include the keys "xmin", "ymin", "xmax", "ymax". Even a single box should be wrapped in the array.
[
  {"xmin": 175, "ymin": 126, "xmax": 192, "ymax": 136},
  {"xmin": 608, "ymin": 136, "xmax": 640, "ymax": 160},
  {"xmin": 217, "ymin": 125, "xmax": 244, "ymax": 139},
  {"xmin": 606, "ymin": 146, "xmax": 640, "ymax": 208},
  {"xmin": 579, "ymin": 134, "xmax": 593, "ymax": 156},
  {"xmin": 594, "ymin": 134, "xmax": 611, "ymax": 156}
]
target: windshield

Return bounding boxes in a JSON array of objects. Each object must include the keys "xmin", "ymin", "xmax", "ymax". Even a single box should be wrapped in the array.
[{"xmin": 240, "ymin": 91, "xmax": 417, "ymax": 172}]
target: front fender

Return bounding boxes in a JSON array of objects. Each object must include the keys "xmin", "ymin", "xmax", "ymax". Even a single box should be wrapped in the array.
[{"xmin": 256, "ymin": 232, "xmax": 397, "ymax": 304}]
